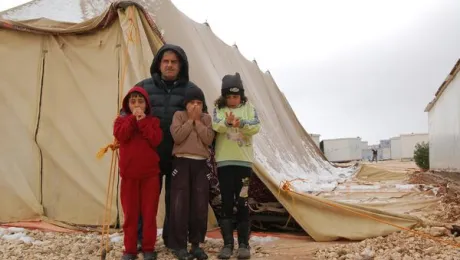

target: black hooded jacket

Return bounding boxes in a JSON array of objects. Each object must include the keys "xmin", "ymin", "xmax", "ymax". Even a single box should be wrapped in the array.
[{"xmin": 134, "ymin": 44, "xmax": 208, "ymax": 161}]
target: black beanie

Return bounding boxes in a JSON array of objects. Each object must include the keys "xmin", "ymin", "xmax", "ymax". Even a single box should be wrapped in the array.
[
  {"xmin": 184, "ymin": 87, "xmax": 205, "ymax": 105},
  {"xmin": 221, "ymin": 72, "xmax": 244, "ymax": 96}
]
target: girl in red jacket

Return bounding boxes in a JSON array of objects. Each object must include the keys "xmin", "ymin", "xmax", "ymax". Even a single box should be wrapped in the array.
[{"xmin": 114, "ymin": 87, "xmax": 163, "ymax": 260}]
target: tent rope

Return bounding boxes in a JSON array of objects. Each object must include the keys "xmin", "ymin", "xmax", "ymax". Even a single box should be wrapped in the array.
[
  {"xmin": 96, "ymin": 6, "xmax": 142, "ymax": 258},
  {"xmin": 278, "ymin": 178, "xmax": 460, "ymax": 248}
]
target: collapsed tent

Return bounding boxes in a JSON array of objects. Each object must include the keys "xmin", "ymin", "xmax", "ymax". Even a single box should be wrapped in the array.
[{"xmin": 0, "ymin": 0, "xmax": 423, "ymax": 242}]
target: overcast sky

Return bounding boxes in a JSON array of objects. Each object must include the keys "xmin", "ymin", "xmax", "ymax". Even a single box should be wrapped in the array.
[{"xmin": 1, "ymin": 0, "xmax": 460, "ymax": 144}]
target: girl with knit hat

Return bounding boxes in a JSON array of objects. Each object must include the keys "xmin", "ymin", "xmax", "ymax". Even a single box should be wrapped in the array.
[{"xmin": 212, "ymin": 72, "xmax": 261, "ymax": 259}]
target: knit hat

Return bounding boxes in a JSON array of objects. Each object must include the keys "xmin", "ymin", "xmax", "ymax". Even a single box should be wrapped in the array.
[
  {"xmin": 184, "ymin": 87, "xmax": 205, "ymax": 105},
  {"xmin": 221, "ymin": 72, "xmax": 244, "ymax": 96}
]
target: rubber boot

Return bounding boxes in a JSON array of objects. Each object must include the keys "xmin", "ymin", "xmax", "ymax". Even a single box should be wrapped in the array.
[
  {"xmin": 237, "ymin": 221, "xmax": 251, "ymax": 259},
  {"xmin": 217, "ymin": 219, "xmax": 234, "ymax": 259}
]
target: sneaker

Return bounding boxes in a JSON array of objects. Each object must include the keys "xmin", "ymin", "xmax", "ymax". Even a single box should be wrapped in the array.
[
  {"xmin": 237, "ymin": 243, "xmax": 251, "ymax": 259},
  {"xmin": 121, "ymin": 253, "xmax": 137, "ymax": 260},
  {"xmin": 173, "ymin": 248, "xmax": 192, "ymax": 260},
  {"xmin": 190, "ymin": 247, "xmax": 208, "ymax": 260},
  {"xmin": 143, "ymin": 251, "xmax": 158, "ymax": 260},
  {"xmin": 217, "ymin": 244, "xmax": 233, "ymax": 259}
]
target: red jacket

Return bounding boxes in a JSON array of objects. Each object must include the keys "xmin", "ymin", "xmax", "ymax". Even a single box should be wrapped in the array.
[{"xmin": 114, "ymin": 87, "xmax": 163, "ymax": 179}]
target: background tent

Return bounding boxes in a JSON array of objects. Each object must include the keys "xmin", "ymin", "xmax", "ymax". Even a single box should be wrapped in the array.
[{"xmin": 0, "ymin": 0, "xmax": 422, "ymax": 242}]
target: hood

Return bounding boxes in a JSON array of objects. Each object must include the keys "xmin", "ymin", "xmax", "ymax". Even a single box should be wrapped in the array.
[
  {"xmin": 122, "ymin": 86, "xmax": 151, "ymax": 115},
  {"xmin": 150, "ymin": 44, "xmax": 189, "ymax": 81}
]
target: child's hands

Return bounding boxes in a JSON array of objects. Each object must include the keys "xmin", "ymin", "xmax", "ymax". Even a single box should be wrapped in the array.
[
  {"xmin": 133, "ymin": 107, "xmax": 145, "ymax": 121},
  {"xmin": 187, "ymin": 103, "xmax": 202, "ymax": 121},
  {"xmin": 225, "ymin": 112, "xmax": 235, "ymax": 125},
  {"xmin": 232, "ymin": 118, "xmax": 241, "ymax": 128}
]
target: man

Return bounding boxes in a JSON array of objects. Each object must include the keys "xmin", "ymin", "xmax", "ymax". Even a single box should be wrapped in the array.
[
  {"xmin": 133, "ymin": 43, "xmax": 208, "ymax": 250},
  {"xmin": 371, "ymin": 148, "xmax": 378, "ymax": 163}
]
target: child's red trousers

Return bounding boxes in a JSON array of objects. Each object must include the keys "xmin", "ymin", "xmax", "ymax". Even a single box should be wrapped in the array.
[{"xmin": 120, "ymin": 175, "xmax": 160, "ymax": 254}]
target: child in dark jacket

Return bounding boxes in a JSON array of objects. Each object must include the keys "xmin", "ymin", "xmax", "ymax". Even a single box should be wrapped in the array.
[
  {"xmin": 168, "ymin": 87, "xmax": 215, "ymax": 260},
  {"xmin": 114, "ymin": 86, "xmax": 163, "ymax": 260}
]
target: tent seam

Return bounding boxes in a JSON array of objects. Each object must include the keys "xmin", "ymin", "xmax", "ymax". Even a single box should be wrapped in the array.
[{"xmin": 34, "ymin": 40, "xmax": 47, "ymax": 209}]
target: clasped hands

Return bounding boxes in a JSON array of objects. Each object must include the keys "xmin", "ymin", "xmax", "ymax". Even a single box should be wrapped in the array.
[{"xmin": 225, "ymin": 111, "xmax": 240, "ymax": 128}]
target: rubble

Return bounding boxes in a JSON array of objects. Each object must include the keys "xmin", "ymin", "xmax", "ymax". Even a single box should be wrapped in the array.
[
  {"xmin": 315, "ymin": 171, "xmax": 460, "ymax": 259},
  {"xmin": 0, "ymin": 228, "xmax": 269, "ymax": 260},
  {"xmin": 315, "ymin": 229, "xmax": 460, "ymax": 260}
]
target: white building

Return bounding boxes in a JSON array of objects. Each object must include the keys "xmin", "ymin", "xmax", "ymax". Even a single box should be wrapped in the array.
[
  {"xmin": 379, "ymin": 139, "xmax": 391, "ymax": 160},
  {"xmin": 361, "ymin": 141, "xmax": 372, "ymax": 161},
  {"xmin": 425, "ymin": 59, "xmax": 460, "ymax": 172},
  {"xmin": 400, "ymin": 133, "xmax": 429, "ymax": 160},
  {"xmin": 390, "ymin": 136, "xmax": 401, "ymax": 160},
  {"xmin": 322, "ymin": 137, "xmax": 362, "ymax": 162}
]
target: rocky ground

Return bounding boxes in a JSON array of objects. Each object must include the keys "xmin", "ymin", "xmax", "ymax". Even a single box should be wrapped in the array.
[
  {"xmin": 408, "ymin": 171, "xmax": 460, "ymax": 223},
  {"xmin": 315, "ymin": 169, "xmax": 460, "ymax": 259},
  {"xmin": 2, "ymin": 163, "xmax": 460, "ymax": 260},
  {"xmin": 315, "ymin": 226, "xmax": 460, "ymax": 260},
  {"xmin": 0, "ymin": 227, "xmax": 279, "ymax": 260}
]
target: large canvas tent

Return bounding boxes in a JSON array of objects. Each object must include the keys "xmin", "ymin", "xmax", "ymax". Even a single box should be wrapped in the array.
[{"xmin": 1, "ymin": 0, "xmax": 422, "ymax": 242}]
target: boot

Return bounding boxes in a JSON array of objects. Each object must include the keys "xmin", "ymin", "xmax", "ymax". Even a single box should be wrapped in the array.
[
  {"xmin": 143, "ymin": 251, "xmax": 158, "ymax": 260},
  {"xmin": 217, "ymin": 219, "xmax": 234, "ymax": 259},
  {"xmin": 237, "ymin": 221, "xmax": 251, "ymax": 259},
  {"xmin": 173, "ymin": 248, "xmax": 193, "ymax": 260},
  {"xmin": 190, "ymin": 244, "xmax": 208, "ymax": 260},
  {"xmin": 120, "ymin": 254, "xmax": 137, "ymax": 260}
]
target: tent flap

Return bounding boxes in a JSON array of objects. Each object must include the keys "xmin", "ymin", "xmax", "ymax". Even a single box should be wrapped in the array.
[
  {"xmin": 0, "ymin": 29, "xmax": 44, "ymax": 222},
  {"xmin": 38, "ymin": 22, "xmax": 121, "ymax": 225}
]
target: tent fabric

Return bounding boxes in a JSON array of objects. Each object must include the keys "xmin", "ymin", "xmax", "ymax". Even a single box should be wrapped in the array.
[
  {"xmin": 0, "ymin": 0, "xmax": 424, "ymax": 241},
  {"xmin": 0, "ymin": 3, "xmax": 167, "ymax": 227},
  {"xmin": 0, "ymin": 29, "xmax": 44, "ymax": 222},
  {"xmin": 253, "ymin": 162, "xmax": 421, "ymax": 242},
  {"xmin": 354, "ymin": 164, "xmax": 409, "ymax": 182}
]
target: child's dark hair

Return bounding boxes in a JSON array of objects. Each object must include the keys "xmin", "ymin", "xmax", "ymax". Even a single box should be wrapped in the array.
[
  {"xmin": 129, "ymin": 92, "xmax": 144, "ymax": 99},
  {"xmin": 214, "ymin": 94, "xmax": 248, "ymax": 109}
]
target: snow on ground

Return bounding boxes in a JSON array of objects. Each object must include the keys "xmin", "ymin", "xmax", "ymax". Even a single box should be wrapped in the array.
[
  {"xmin": 249, "ymin": 235, "xmax": 279, "ymax": 244},
  {"xmin": 0, "ymin": 227, "xmax": 40, "ymax": 245}
]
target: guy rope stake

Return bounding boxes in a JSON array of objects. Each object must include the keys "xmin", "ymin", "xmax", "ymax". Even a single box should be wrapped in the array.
[{"xmin": 97, "ymin": 139, "xmax": 119, "ymax": 260}]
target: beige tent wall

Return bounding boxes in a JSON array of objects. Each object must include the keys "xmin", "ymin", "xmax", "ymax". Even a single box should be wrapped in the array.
[
  {"xmin": 117, "ymin": 7, "xmax": 154, "ymax": 98},
  {"xmin": 0, "ymin": 30, "xmax": 44, "ymax": 221},
  {"xmin": 37, "ymin": 22, "xmax": 121, "ymax": 225}
]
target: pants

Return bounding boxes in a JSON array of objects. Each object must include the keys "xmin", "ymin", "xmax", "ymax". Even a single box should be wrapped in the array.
[
  {"xmin": 137, "ymin": 159, "xmax": 172, "ymax": 245},
  {"xmin": 217, "ymin": 166, "xmax": 251, "ymax": 222},
  {"xmin": 121, "ymin": 176, "xmax": 160, "ymax": 255},
  {"xmin": 372, "ymin": 155, "xmax": 378, "ymax": 162},
  {"xmin": 168, "ymin": 157, "xmax": 210, "ymax": 249}
]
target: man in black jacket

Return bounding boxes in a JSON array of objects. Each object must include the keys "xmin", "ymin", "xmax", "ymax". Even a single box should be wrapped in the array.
[{"xmin": 134, "ymin": 44, "xmax": 208, "ymax": 252}]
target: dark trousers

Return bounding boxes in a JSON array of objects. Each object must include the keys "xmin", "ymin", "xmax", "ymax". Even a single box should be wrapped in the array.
[
  {"xmin": 167, "ymin": 157, "xmax": 210, "ymax": 249},
  {"xmin": 138, "ymin": 158, "xmax": 173, "ymax": 246},
  {"xmin": 372, "ymin": 154, "xmax": 378, "ymax": 162},
  {"xmin": 217, "ymin": 166, "xmax": 251, "ymax": 222}
]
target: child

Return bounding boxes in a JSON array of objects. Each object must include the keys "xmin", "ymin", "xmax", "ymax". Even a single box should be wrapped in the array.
[
  {"xmin": 168, "ymin": 87, "xmax": 215, "ymax": 260},
  {"xmin": 212, "ymin": 72, "xmax": 261, "ymax": 259},
  {"xmin": 114, "ymin": 87, "xmax": 163, "ymax": 260}
]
